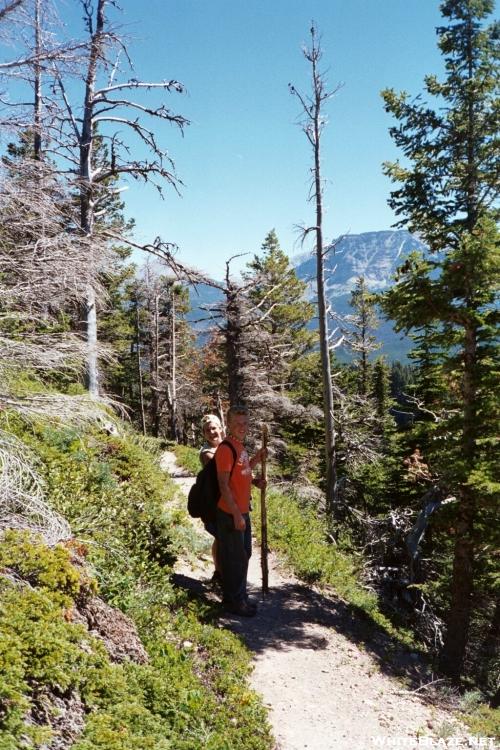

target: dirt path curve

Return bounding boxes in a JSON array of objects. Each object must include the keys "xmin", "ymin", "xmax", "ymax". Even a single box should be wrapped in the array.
[{"xmin": 161, "ymin": 451, "xmax": 464, "ymax": 750}]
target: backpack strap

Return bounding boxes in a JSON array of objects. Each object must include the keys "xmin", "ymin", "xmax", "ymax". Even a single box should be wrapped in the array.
[{"xmin": 218, "ymin": 439, "xmax": 238, "ymax": 478}]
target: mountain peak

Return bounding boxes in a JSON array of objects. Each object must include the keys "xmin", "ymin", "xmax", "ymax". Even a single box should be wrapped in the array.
[{"xmin": 294, "ymin": 229, "xmax": 427, "ymax": 295}]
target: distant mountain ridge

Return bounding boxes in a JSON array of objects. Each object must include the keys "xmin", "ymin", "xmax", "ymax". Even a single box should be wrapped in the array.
[
  {"xmin": 188, "ymin": 230, "xmax": 427, "ymax": 361},
  {"xmin": 293, "ymin": 230, "xmax": 427, "ymax": 296},
  {"xmin": 293, "ymin": 230, "xmax": 427, "ymax": 361}
]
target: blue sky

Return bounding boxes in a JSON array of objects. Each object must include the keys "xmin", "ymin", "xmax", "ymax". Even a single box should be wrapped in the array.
[{"xmin": 37, "ymin": 2, "xmax": 447, "ymax": 277}]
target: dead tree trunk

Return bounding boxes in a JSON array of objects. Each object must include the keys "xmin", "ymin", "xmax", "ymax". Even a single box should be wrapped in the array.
[
  {"xmin": 169, "ymin": 288, "xmax": 178, "ymax": 441},
  {"xmin": 79, "ymin": 0, "xmax": 105, "ymax": 396},
  {"xmin": 149, "ymin": 293, "xmax": 161, "ymax": 437},
  {"xmin": 290, "ymin": 24, "xmax": 339, "ymax": 518},
  {"xmin": 56, "ymin": 0, "xmax": 187, "ymax": 396},
  {"xmin": 33, "ymin": 0, "xmax": 42, "ymax": 159},
  {"xmin": 134, "ymin": 296, "xmax": 146, "ymax": 435},
  {"xmin": 225, "ymin": 283, "xmax": 247, "ymax": 405}
]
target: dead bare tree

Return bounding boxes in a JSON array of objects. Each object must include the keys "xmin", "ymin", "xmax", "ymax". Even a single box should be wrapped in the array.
[
  {"xmin": 137, "ymin": 249, "xmax": 260, "ymax": 407},
  {"xmin": 0, "ymin": 0, "xmax": 189, "ymax": 396},
  {"xmin": 48, "ymin": 0, "xmax": 188, "ymax": 396},
  {"xmin": 289, "ymin": 24, "xmax": 342, "ymax": 519},
  {"xmin": 0, "ymin": 158, "xmax": 113, "ymax": 416},
  {"xmin": 0, "ymin": 158, "xmax": 119, "ymax": 542},
  {"xmin": 0, "ymin": 1, "xmax": 28, "ymax": 22},
  {"xmin": 130, "ymin": 261, "xmax": 197, "ymax": 440},
  {"xmin": 0, "ymin": 0, "xmax": 87, "ymax": 150},
  {"xmin": 132, "ymin": 288, "xmax": 146, "ymax": 436}
]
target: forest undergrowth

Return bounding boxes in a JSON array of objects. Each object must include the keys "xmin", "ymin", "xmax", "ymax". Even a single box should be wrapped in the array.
[
  {"xmin": 0, "ymin": 411, "xmax": 274, "ymax": 750},
  {"xmin": 173, "ymin": 444, "xmax": 500, "ymax": 740}
]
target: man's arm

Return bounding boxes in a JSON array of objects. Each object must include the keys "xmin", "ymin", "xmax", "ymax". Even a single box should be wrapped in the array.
[
  {"xmin": 249, "ymin": 447, "xmax": 267, "ymax": 469},
  {"xmin": 218, "ymin": 471, "xmax": 245, "ymax": 531}
]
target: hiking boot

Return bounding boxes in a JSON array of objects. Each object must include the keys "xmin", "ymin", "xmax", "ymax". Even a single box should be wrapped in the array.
[
  {"xmin": 223, "ymin": 600, "xmax": 257, "ymax": 618},
  {"xmin": 245, "ymin": 596, "xmax": 258, "ymax": 612}
]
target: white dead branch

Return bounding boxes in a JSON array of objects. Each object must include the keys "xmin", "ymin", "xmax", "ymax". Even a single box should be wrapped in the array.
[
  {"xmin": 0, "ymin": 429, "xmax": 70, "ymax": 545},
  {"xmin": 0, "ymin": 156, "xmax": 120, "ymax": 432},
  {"xmin": 0, "ymin": 393, "xmax": 120, "ymax": 425},
  {"xmin": 0, "ymin": 160, "xmax": 109, "ymax": 310}
]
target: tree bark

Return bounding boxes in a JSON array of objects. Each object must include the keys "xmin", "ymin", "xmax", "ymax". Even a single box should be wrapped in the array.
[
  {"xmin": 225, "ymin": 286, "xmax": 246, "ymax": 405},
  {"xmin": 33, "ymin": 0, "xmax": 42, "ymax": 160},
  {"xmin": 310, "ymin": 39, "xmax": 337, "ymax": 518},
  {"xmin": 80, "ymin": 0, "xmax": 105, "ymax": 396},
  {"xmin": 440, "ymin": 323, "xmax": 477, "ymax": 679},
  {"xmin": 169, "ymin": 289, "xmax": 178, "ymax": 441}
]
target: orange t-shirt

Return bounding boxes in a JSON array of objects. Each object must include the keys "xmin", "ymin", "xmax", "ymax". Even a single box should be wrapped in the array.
[{"xmin": 215, "ymin": 437, "xmax": 252, "ymax": 514}]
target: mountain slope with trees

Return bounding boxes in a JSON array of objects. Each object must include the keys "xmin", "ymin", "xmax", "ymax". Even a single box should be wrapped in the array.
[{"xmin": 0, "ymin": 0, "xmax": 498, "ymax": 746}]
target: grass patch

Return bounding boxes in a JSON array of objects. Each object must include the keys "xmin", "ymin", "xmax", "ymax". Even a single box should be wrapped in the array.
[
  {"xmin": 252, "ymin": 487, "xmax": 415, "ymax": 647},
  {"xmin": 0, "ymin": 415, "xmax": 274, "ymax": 750},
  {"xmin": 459, "ymin": 692, "xmax": 500, "ymax": 739},
  {"xmin": 172, "ymin": 443, "xmax": 201, "ymax": 475}
]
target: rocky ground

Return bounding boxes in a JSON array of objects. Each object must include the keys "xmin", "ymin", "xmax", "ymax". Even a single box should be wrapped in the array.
[{"xmin": 161, "ymin": 451, "xmax": 467, "ymax": 750}]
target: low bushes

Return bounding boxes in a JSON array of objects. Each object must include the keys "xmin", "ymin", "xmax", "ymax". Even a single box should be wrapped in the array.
[
  {"xmin": 252, "ymin": 488, "xmax": 414, "ymax": 645},
  {"xmin": 0, "ymin": 418, "xmax": 274, "ymax": 750}
]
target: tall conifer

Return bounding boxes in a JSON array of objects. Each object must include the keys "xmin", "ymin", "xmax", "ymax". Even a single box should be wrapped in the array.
[{"xmin": 382, "ymin": 0, "xmax": 499, "ymax": 679}]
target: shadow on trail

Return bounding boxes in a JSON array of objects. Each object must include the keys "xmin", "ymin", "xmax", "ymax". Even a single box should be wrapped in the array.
[{"xmin": 172, "ymin": 571, "xmax": 435, "ymax": 693}]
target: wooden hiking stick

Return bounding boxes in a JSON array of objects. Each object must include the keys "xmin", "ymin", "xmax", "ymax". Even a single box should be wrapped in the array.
[{"xmin": 260, "ymin": 424, "xmax": 269, "ymax": 595}]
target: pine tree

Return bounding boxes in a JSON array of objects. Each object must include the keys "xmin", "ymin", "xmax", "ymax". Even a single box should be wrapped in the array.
[
  {"xmin": 346, "ymin": 276, "xmax": 380, "ymax": 396},
  {"xmin": 244, "ymin": 229, "xmax": 315, "ymax": 393},
  {"xmin": 381, "ymin": 0, "xmax": 499, "ymax": 681},
  {"xmin": 372, "ymin": 357, "xmax": 391, "ymax": 423},
  {"xmin": 240, "ymin": 229, "xmax": 317, "ymax": 460},
  {"xmin": 91, "ymin": 133, "xmax": 136, "ymax": 400}
]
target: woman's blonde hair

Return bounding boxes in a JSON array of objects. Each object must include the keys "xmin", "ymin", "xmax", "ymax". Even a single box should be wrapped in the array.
[{"xmin": 201, "ymin": 413, "xmax": 222, "ymax": 431}]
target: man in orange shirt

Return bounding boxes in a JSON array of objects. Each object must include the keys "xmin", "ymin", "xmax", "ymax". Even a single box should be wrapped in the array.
[{"xmin": 215, "ymin": 405, "xmax": 265, "ymax": 617}]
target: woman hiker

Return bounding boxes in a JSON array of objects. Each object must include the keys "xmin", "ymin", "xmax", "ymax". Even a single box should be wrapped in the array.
[{"xmin": 199, "ymin": 413, "xmax": 224, "ymax": 583}]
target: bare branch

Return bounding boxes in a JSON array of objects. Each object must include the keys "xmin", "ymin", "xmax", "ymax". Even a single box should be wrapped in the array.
[
  {"xmin": 54, "ymin": 71, "xmax": 81, "ymax": 141},
  {"xmin": 0, "ymin": 0, "xmax": 26, "ymax": 22},
  {"xmin": 0, "ymin": 430, "xmax": 71, "ymax": 546},
  {"xmin": 94, "ymin": 79, "xmax": 185, "ymax": 97},
  {"xmin": 0, "ymin": 41, "xmax": 89, "ymax": 70}
]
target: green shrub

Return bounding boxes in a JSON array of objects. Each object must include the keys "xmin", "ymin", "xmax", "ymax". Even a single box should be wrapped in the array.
[
  {"xmin": 3, "ymin": 420, "xmax": 182, "ymax": 593},
  {"xmin": 0, "ymin": 530, "xmax": 82, "ymax": 605},
  {"xmin": 172, "ymin": 444, "xmax": 200, "ymax": 476},
  {"xmin": 462, "ymin": 705, "xmax": 500, "ymax": 739},
  {"xmin": 253, "ymin": 487, "xmax": 414, "ymax": 645},
  {"xmin": 0, "ymin": 529, "xmax": 274, "ymax": 750},
  {"xmin": 0, "ymin": 419, "xmax": 274, "ymax": 749}
]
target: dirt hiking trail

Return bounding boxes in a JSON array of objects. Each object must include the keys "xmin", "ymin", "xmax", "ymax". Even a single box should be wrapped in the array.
[{"xmin": 161, "ymin": 451, "xmax": 465, "ymax": 750}]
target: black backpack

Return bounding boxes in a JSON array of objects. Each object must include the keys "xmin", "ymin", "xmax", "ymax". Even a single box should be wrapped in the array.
[{"xmin": 187, "ymin": 440, "xmax": 237, "ymax": 524}]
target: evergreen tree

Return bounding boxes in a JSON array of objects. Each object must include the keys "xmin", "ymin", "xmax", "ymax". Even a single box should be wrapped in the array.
[
  {"xmin": 346, "ymin": 276, "xmax": 380, "ymax": 396},
  {"xmin": 390, "ymin": 361, "xmax": 416, "ymax": 401},
  {"xmin": 372, "ymin": 357, "xmax": 391, "ymax": 423},
  {"xmin": 241, "ymin": 229, "xmax": 317, "ymax": 464},
  {"xmin": 381, "ymin": 0, "xmax": 499, "ymax": 681},
  {"xmin": 91, "ymin": 133, "xmax": 136, "ymax": 400},
  {"xmin": 407, "ymin": 324, "xmax": 450, "ymax": 421},
  {"xmin": 243, "ymin": 229, "xmax": 315, "ymax": 392}
]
